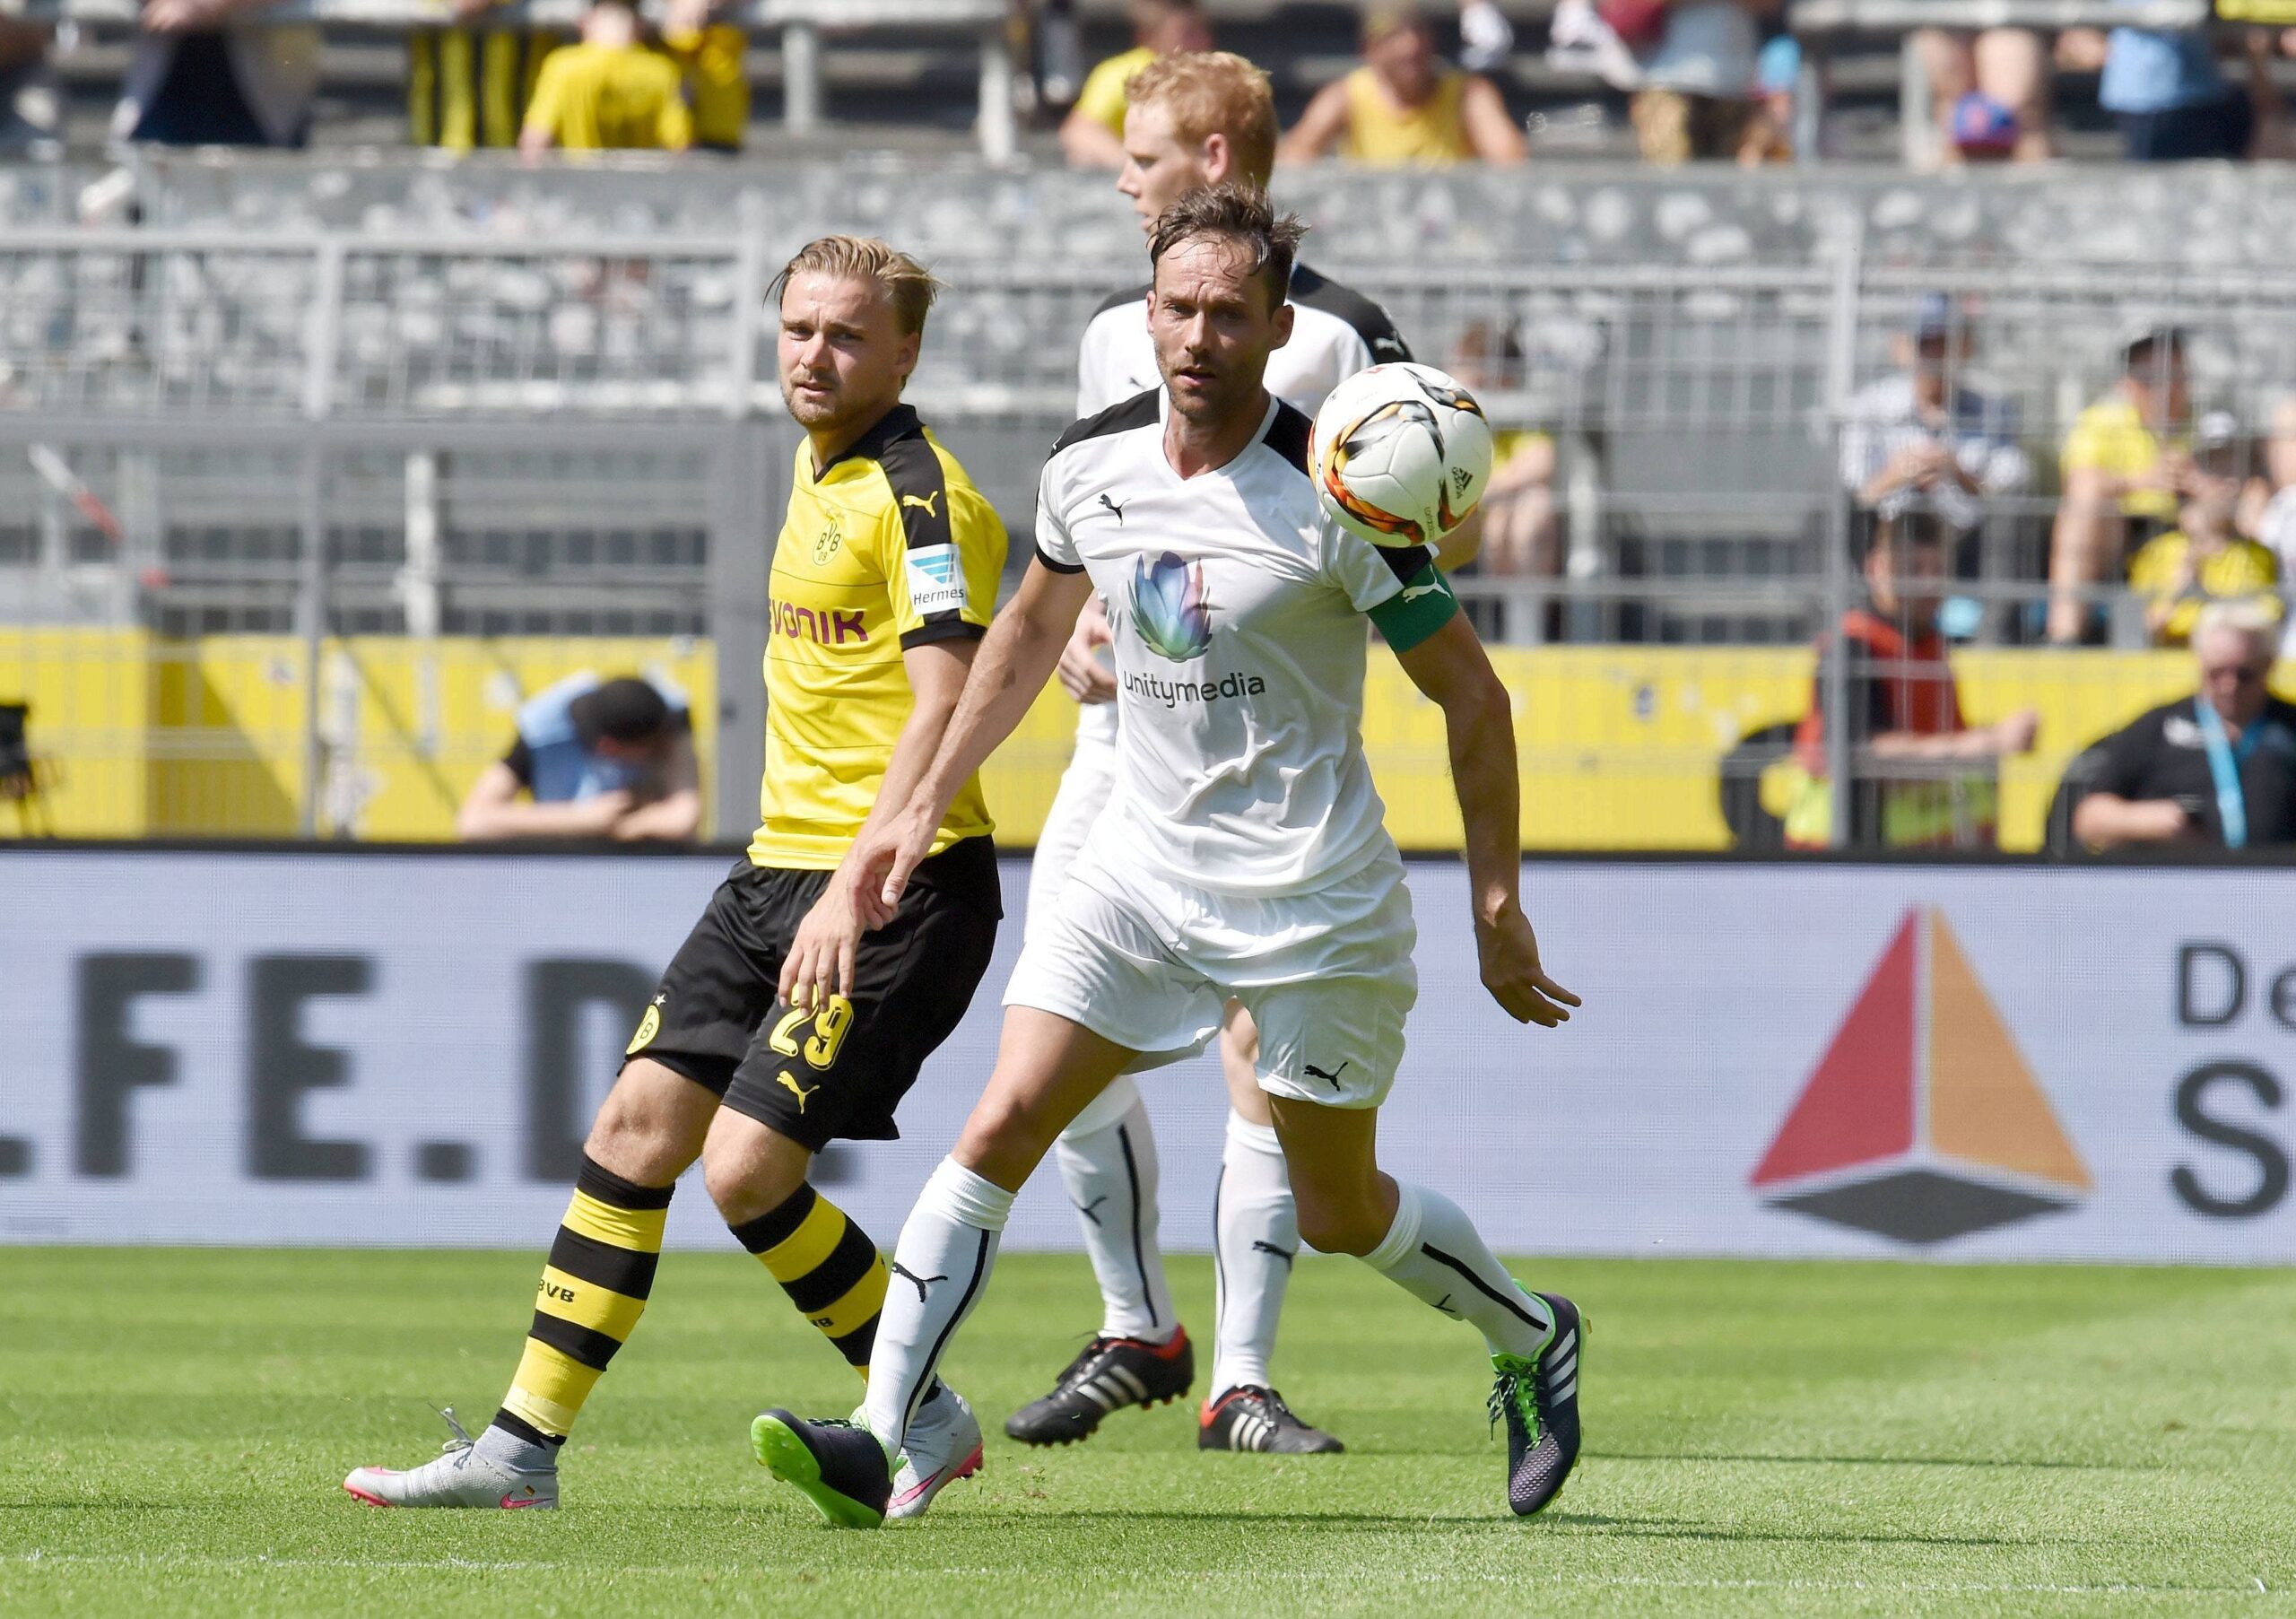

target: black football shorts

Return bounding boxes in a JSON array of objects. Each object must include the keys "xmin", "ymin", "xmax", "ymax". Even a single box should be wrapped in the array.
[{"xmin": 623, "ymin": 836, "xmax": 1001, "ymax": 1152}]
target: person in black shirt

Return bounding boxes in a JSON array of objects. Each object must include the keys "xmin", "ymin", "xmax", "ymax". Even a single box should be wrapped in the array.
[{"xmin": 2073, "ymin": 602, "xmax": 2296, "ymax": 851}]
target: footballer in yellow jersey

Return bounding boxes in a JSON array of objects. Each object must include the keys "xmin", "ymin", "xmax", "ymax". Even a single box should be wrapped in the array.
[
  {"xmin": 753, "ymin": 404, "xmax": 1004, "ymax": 868},
  {"xmin": 345, "ymin": 237, "xmax": 1002, "ymax": 1519}
]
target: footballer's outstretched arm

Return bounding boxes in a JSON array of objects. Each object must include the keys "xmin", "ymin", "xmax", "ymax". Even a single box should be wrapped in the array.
[
  {"xmin": 778, "ymin": 636, "xmax": 977, "ymax": 1007},
  {"xmin": 856, "ymin": 558, "xmax": 1095, "ymax": 921},
  {"xmin": 1393, "ymin": 613, "xmax": 1580, "ymax": 1029}
]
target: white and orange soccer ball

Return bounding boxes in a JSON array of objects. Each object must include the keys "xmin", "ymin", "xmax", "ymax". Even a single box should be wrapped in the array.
[{"xmin": 1310, "ymin": 362, "xmax": 1495, "ymax": 549}]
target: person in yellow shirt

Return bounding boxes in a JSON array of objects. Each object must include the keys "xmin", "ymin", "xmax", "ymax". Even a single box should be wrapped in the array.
[
  {"xmin": 1279, "ymin": 3, "xmax": 1526, "ymax": 167},
  {"xmin": 1059, "ymin": 0, "xmax": 1210, "ymax": 168},
  {"xmin": 2049, "ymin": 325, "xmax": 2194, "ymax": 644},
  {"xmin": 517, "ymin": 0, "xmax": 691, "ymax": 155},
  {"xmin": 408, "ymin": 0, "xmax": 567, "ymax": 153},
  {"xmin": 344, "ymin": 236, "xmax": 1007, "ymax": 1516},
  {"xmin": 2128, "ymin": 415, "xmax": 2285, "ymax": 647},
  {"xmin": 657, "ymin": 0, "xmax": 746, "ymax": 152}
]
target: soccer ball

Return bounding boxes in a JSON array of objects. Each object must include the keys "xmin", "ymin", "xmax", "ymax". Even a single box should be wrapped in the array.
[{"xmin": 1311, "ymin": 362, "xmax": 1495, "ymax": 548}]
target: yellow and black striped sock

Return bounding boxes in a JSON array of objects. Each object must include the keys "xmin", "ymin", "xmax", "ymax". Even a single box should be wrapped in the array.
[
  {"xmin": 728, "ymin": 1184, "xmax": 889, "ymax": 1374},
  {"xmin": 493, "ymin": 1155, "xmax": 671, "ymax": 1447}
]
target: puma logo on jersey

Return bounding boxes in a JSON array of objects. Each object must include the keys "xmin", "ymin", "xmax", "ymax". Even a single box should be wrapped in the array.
[
  {"xmin": 1099, "ymin": 493, "xmax": 1126, "ymax": 525},
  {"xmin": 1400, "ymin": 583, "xmax": 1443, "ymax": 604},
  {"xmin": 1250, "ymin": 1240, "xmax": 1296, "ymax": 1269},
  {"xmin": 890, "ymin": 1260, "xmax": 946, "ymax": 1301},
  {"xmin": 776, "ymin": 1071, "xmax": 822, "ymax": 1112},
  {"xmin": 1074, "ymin": 1194, "xmax": 1109, "ymax": 1228},
  {"xmin": 1303, "ymin": 1059, "xmax": 1352, "ymax": 1087},
  {"xmin": 900, "ymin": 492, "xmax": 942, "ymax": 518}
]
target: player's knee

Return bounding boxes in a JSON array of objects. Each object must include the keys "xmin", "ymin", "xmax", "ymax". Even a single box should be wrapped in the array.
[
  {"xmin": 1294, "ymin": 1197, "xmax": 1384, "ymax": 1258},
  {"xmin": 700, "ymin": 1119, "xmax": 808, "ymax": 1223},
  {"xmin": 952, "ymin": 1097, "xmax": 1056, "ymax": 1188},
  {"xmin": 584, "ymin": 1091, "xmax": 691, "ymax": 1183}
]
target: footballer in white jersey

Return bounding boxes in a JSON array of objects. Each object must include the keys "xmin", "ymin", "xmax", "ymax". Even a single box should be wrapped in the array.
[
  {"xmin": 1017, "ymin": 48, "xmax": 1425, "ymax": 1460},
  {"xmin": 754, "ymin": 184, "xmax": 1587, "ymax": 1530}
]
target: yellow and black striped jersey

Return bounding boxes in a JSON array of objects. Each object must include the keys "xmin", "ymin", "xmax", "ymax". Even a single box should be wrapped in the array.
[{"xmin": 751, "ymin": 404, "xmax": 1007, "ymax": 869}]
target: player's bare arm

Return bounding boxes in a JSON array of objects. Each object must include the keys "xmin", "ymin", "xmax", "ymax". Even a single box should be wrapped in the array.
[
  {"xmin": 455, "ymin": 764, "xmax": 633, "ymax": 840},
  {"xmin": 1056, "ymin": 595, "xmax": 1118, "ymax": 704},
  {"xmin": 1392, "ymin": 613, "xmax": 1579, "ymax": 1028},
  {"xmin": 779, "ymin": 635, "xmax": 978, "ymax": 1008},
  {"xmin": 856, "ymin": 560, "xmax": 1095, "ymax": 923},
  {"xmin": 610, "ymin": 732, "xmax": 702, "ymax": 842}
]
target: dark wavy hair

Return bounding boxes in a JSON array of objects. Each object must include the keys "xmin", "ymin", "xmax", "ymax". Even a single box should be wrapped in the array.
[{"xmin": 1146, "ymin": 183, "xmax": 1307, "ymax": 311}]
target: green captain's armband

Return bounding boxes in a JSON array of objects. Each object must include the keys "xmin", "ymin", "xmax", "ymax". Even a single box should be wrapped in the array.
[{"xmin": 1365, "ymin": 562, "xmax": 1457, "ymax": 652}]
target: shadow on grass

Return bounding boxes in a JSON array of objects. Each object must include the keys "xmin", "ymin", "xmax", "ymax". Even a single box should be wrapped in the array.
[
  {"xmin": 1590, "ymin": 1449, "xmax": 2154, "ymax": 1473},
  {"xmin": 980, "ymin": 1507, "xmax": 2036, "ymax": 1548}
]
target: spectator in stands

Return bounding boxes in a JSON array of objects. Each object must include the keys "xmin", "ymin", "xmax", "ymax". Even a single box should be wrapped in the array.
[
  {"xmin": 659, "ymin": 0, "xmax": 749, "ymax": 152},
  {"xmin": 1450, "ymin": 319, "xmax": 1558, "ymax": 582},
  {"xmin": 1785, "ymin": 509, "xmax": 2039, "ymax": 849},
  {"xmin": 2048, "ymin": 325, "xmax": 2193, "ymax": 646},
  {"xmin": 2072, "ymin": 602, "xmax": 2296, "ymax": 850},
  {"xmin": 2247, "ymin": 395, "xmax": 2296, "ymax": 652},
  {"xmin": 0, "ymin": 19, "xmax": 58, "ymax": 154},
  {"xmin": 1280, "ymin": 3, "xmax": 1526, "ymax": 167},
  {"xmin": 1059, "ymin": 0, "xmax": 1211, "ymax": 168},
  {"xmin": 2128, "ymin": 412, "xmax": 2284, "ymax": 647},
  {"xmin": 116, "ymin": 0, "xmax": 319, "ymax": 147},
  {"xmin": 457, "ymin": 671, "xmax": 700, "ymax": 842},
  {"xmin": 407, "ymin": 0, "xmax": 567, "ymax": 152},
  {"xmin": 2100, "ymin": 9, "xmax": 2255, "ymax": 161},
  {"xmin": 518, "ymin": 0, "xmax": 691, "ymax": 157},
  {"xmin": 1911, "ymin": 27, "xmax": 2053, "ymax": 163},
  {"xmin": 1624, "ymin": 0, "xmax": 1773, "ymax": 165},
  {"xmin": 1840, "ymin": 292, "xmax": 2029, "ymax": 539}
]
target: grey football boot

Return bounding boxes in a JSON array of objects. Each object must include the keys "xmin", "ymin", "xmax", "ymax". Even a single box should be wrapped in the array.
[{"xmin": 344, "ymin": 1407, "xmax": 559, "ymax": 1510}]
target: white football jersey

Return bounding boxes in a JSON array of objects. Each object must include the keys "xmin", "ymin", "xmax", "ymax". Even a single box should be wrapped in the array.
[
  {"xmin": 1071, "ymin": 263, "xmax": 1410, "ymax": 748},
  {"xmin": 1035, "ymin": 388, "xmax": 1426, "ymax": 898}
]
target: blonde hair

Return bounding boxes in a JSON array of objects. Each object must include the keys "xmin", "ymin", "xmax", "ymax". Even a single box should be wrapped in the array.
[
  {"xmin": 770, "ymin": 235, "xmax": 944, "ymax": 337},
  {"xmin": 1125, "ymin": 51, "xmax": 1278, "ymax": 188}
]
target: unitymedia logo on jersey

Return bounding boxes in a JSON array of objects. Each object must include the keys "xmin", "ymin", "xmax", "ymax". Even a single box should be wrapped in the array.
[
  {"xmin": 1751, "ymin": 908, "xmax": 2091, "ymax": 1245},
  {"xmin": 1125, "ymin": 551, "xmax": 1266, "ymax": 707}
]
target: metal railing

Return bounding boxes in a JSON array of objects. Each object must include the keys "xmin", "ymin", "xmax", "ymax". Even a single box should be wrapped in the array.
[{"xmin": 4, "ymin": 226, "xmax": 2292, "ymax": 851}]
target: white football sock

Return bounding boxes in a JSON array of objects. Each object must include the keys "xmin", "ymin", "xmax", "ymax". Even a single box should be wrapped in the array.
[
  {"xmin": 1211, "ymin": 1112, "xmax": 1296, "ymax": 1397},
  {"xmin": 1362, "ymin": 1180, "xmax": 1552, "ymax": 1362},
  {"xmin": 1052, "ymin": 1076, "xmax": 1177, "ymax": 1343},
  {"xmin": 862, "ymin": 1157, "xmax": 1011, "ymax": 1456}
]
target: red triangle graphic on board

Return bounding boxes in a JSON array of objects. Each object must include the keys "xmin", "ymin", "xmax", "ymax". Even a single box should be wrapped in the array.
[{"xmin": 1750, "ymin": 910, "xmax": 1920, "ymax": 1187}]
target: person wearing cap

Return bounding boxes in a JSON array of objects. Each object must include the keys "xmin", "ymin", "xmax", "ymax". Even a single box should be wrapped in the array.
[
  {"xmin": 2127, "ymin": 411, "xmax": 2284, "ymax": 648},
  {"xmin": 2072, "ymin": 602, "xmax": 2296, "ymax": 850},
  {"xmin": 1058, "ymin": 0, "xmax": 1212, "ymax": 169},
  {"xmin": 1839, "ymin": 293, "xmax": 2029, "ymax": 543},
  {"xmin": 457, "ymin": 670, "xmax": 700, "ymax": 840},
  {"xmin": 1784, "ymin": 506, "xmax": 2039, "ymax": 850},
  {"xmin": 1280, "ymin": 3, "xmax": 1526, "ymax": 167},
  {"xmin": 2048, "ymin": 326, "xmax": 2195, "ymax": 645}
]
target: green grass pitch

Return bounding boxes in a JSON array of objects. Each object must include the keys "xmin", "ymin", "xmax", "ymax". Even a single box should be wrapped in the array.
[{"xmin": 4, "ymin": 1249, "xmax": 2293, "ymax": 1615}]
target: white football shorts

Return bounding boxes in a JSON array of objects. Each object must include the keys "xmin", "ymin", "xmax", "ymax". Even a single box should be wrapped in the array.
[{"xmin": 1004, "ymin": 838, "xmax": 1418, "ymax": 1110}]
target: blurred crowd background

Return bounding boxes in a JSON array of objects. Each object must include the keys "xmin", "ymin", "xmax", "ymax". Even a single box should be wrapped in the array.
[
  {"xmin": 6, "ymin": 0, "xmax": 2296, "ymax": 860},
  {"xmin": 2, "ymin": 0, "xmax": 2295, "ymax": 165}
]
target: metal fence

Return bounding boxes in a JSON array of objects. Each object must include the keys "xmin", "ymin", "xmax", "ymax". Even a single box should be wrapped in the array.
[{"xmin": 4, "ymin": 225, "xmax": 2293, "ymax": 852}]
